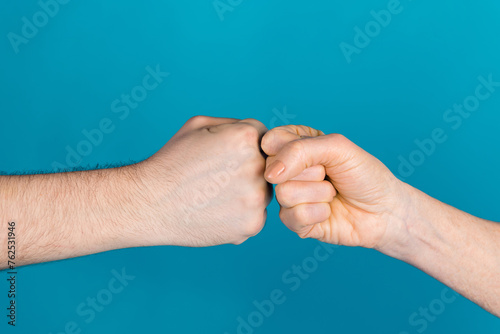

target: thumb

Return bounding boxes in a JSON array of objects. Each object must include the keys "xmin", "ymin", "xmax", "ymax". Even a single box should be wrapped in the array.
[
  {"xmin": 264, "ymin": 134, "xmax": 356, "ymax": 184},
  {"xmin": 261, "ymin": 125, "xmax": 325, "ymax": 156}
]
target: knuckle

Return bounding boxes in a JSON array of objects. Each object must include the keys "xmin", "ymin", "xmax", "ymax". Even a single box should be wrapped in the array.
[
  {"xmin": 244, "ymin": 217, "xmax": 265, "ymax": 236},
  {"xmin": 232, "ymin": 236, "xmax": 249, "ymax": 245},
  {"xmin": 329, "ymin": 133, "xmax": 346, "ymax": 140},
  {"xmin": 236, "ymin": 141, "xmax": 261, "ymax": 162},
  {"xmin": 240, "ymin": 158, "xmax": 264, "ymax": 179},
  {"xmin": 275, "ymin": 183, "xmax": 286, "ymax": 199},
  {"xmin": 287, "ymin": 140, "xmax": 305, "ymax": 159},
  {"xmin": 186, "ymin": 115, "xmax": 209, "ymax": 127},
  {"xmin": 279, "ymin": 208, "xmax": 287, "ymax": 222},
  {"xmin": 327, "ymin": 133, "xmax": 348, "ymax": 145},
  {"xmin": 245, "ymin": 118, "xmax": 266, "ymax": 128},
  {"xmin": 275, "ymin": 182, "xmax": 292, "ymax": 205},
  {"xmin": 242, "ymin": 125, "xmax": 260, "ymax": 142},
  {"xmin": 247, "ymin": 190, "xmax": 267, "ymax": 208},
  {"xmin": 292, "ymin": 205, "xmax": 308, "ymax": 224},
  {"xmin": 231, "ymin": 123, "xmax": 260, "ymax": 142},
  {"xmin": 326, "ymin": 133, "xmax": 356, "ymax": 160}
]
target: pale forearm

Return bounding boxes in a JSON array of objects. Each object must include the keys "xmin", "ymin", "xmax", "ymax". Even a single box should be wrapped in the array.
[
  {"xmin": 0, "ymin": 165, "xmax": 145, "ymax": 269},
  {"xmin": 397, "ymin": 184, "xmax": 500, "ymax": 316}
]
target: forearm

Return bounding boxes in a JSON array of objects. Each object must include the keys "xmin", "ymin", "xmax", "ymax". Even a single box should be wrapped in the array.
[
  {"xmin": 0, "ymin": 165, "xmax": 146, "ymax": 269},
  {"xmin": 395, "ymin": 183, "xmax": 500, "ymax": 316}
]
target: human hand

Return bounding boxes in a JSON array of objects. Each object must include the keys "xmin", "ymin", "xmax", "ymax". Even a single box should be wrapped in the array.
[
  {"xmin": 261, "ymin": 125, "xmax": 412, "ymax": 256},
  {"xmin": 134, "ymin": 116, "xmax": 272, "ymax": 247}
]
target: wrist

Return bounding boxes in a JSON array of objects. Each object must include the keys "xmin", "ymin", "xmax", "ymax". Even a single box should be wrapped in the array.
[
  {"xmin": 377, "ymin": 180, "xmax": 457, "ymax": 266},
  {"xmin": 375, "ymin": 181, "xmax": 432, "ymax": 261},
  {"xmin": 115, "ymin": 159, "xmax": 184, "ymax": 248}
]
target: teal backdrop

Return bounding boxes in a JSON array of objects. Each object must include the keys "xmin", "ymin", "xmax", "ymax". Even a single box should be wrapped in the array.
[{"xmin": 1, "ymin": 0, "xmax": 500, "ymax": 333}]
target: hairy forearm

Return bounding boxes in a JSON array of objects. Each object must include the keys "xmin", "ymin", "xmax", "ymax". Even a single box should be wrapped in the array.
[
  {"xmin": 0, "ymin": 165, "xmax": 146, "ymax": 269},
  {"xmin": 398, "ymin": 184, "xmax": 500, "ymax": 316}
]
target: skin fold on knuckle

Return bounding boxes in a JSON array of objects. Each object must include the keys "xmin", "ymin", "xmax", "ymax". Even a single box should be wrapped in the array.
[{"xmin": 286, "ymin": 140, "xmax": 307, "ymax": 170}]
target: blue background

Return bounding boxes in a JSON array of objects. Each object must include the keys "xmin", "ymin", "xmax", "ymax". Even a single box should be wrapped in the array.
[{"xmin": 1, "ymin": 0, "xmax": 500, "ymax": 333}]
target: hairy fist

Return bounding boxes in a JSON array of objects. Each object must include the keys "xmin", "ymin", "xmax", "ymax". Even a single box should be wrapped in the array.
[{"xmin": 136, "ymin": 116, "xmax": 272, "ymax": 247}]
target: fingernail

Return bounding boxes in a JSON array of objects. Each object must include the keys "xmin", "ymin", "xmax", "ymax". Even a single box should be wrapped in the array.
[{"xmin": 266, "ymin": 161, "xmax": 286, "ymax": 179}]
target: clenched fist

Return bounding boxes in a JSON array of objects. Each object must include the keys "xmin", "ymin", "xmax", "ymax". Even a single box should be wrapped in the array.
[
  {"xmin": 136, "ymin": 116, "xmax": 272, "ymax": 247},
  {"xmin": 261, "ymin": 125, "xmax": 410, "ymax": 254}
]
